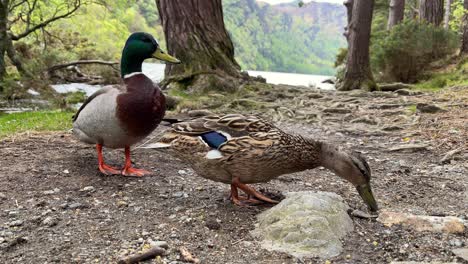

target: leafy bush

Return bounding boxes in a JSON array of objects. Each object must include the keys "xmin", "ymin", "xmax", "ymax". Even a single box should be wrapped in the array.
[{"xmin": 372, "ymin": 20, "xmax": 459, "ymax": 83}]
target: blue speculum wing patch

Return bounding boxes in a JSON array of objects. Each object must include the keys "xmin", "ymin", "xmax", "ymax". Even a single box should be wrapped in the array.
[{"xmin": 201, "ymin": 131, "xmax": 227, "ymax": 149}]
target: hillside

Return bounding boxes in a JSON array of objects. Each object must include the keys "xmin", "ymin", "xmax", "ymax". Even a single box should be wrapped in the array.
[{"xmin": 223, "ymin": 0, "xmax": 347, "ymax": 75}]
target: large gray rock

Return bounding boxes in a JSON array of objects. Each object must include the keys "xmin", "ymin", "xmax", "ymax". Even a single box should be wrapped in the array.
[{"xmin": 251, "ymin": 191, "xmax": 354, "ymax": 259}]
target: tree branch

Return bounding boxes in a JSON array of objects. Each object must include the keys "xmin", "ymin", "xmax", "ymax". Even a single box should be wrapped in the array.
[
  {"xmin": 10, "ymin": 0, "xmax": 81, "ymax": 40},
  {"xmin": 48, "ymin": 60, "xmax": 119, "ymax": 72}
]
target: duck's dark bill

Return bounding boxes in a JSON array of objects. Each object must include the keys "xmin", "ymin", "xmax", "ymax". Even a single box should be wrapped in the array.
[
  {"xmin": 356, "ymin": 184, "xmax": 379, "ymax": 212},
  {"xmin": 153, "ymin": 49, "xmax": 181, "ymax": 64}
]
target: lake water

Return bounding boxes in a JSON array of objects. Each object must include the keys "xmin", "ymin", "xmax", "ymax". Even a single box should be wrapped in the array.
[{"xmin": 51, "ymin": 63, "xmax": 335, "ymax": 96}]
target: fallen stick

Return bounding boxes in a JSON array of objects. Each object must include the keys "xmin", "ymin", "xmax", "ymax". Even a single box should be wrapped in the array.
[
  {"xmin": 117, "ymin": 246, "xmax": 165, "ymax": 264},
  {"xmin": 439, "ymin": 148, "xmax": 462, "ymax": 163},
  {"xmin": 179, "ymin": 246, "xmax": 200, "ymax": 264},
  {"xmin": 387, "ymin": 144, "xmax": 429, "ymax": 152}
]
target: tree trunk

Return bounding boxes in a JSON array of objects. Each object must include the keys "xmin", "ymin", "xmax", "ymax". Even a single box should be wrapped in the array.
[
  {"xmin": 387, "ymin": 0, "xmax": 406, "ymax": 29},
  {"xmin": 155, "ymin": 0, "xmax": 243, "ymax": 92},
  {"xmin": 0, "ymin": 0, "xmax": 8, "ymax": 84},
  {"xmin": 443, "ymin": 0, "xmax": 451, "ymax": 29},
  {"xmin": 419, "ymin": 0, "xmax": 444, "ymax": 26},
  {"xmin": 6, "ymin": 35, "xmax": 31, "ymax": 78},
  {"xmin": 461, "ymin": 0, "xmax": 468, "ymax": 54},
  {"xmin": 337, "ymin": 0, "xmax": 377, "ymax": 91},
  {"xmin": 343, "ymin": 0, "xmax": 353, "ymax": 39}
]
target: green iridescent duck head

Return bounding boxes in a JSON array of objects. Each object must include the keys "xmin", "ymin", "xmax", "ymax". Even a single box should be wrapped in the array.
[{"xmin": 120, "ymin": 32, "xmax": 180, "ymax": 77}]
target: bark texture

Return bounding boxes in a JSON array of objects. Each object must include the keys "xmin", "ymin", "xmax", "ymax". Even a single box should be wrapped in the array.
[
  {"xmin": 419, "ymin": 0, "xmax": 444, "ymax": 26},
  {"xmin": 0, "ymin": 0, "xmax": 8, "ymax": 83},
  {"xmin": 387, "ymin": 0, "xmax": 405, "ymax": 29},
  {"xmin": 443, "ymin": 0, "xmax": 451, "ymax": 29},
  {"xmin": 338, "ymin": 0, "xmax": 377, "ymax": 91},
  {"xmin": 344, "ymin": 0, "xmax": 354, "ymax": 39},
  {"xmin": 461, "ymin": 0, "xmax": 468, "ymax": 54},
  {"xmin": 156, "ymin": 0, "xmax": 243, "ymax": 92}
]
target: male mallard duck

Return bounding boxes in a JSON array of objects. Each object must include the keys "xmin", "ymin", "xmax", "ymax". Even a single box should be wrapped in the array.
[
  {"xmin": 152, "ymin": 114, "xmax": 378, "ymax": 211},
  {"xmin": 72, "ymin": 32, "xmax": 180, "ymax": 177}
]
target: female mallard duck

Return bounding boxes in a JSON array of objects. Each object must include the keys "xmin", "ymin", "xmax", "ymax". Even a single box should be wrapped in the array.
[
  {"xmin": 154, "ymin": 114, "xmax": 378, "ymax": 211},
  {"xmin": 72, "ymin": 32, "xmax": 180, "ymax": 177}
]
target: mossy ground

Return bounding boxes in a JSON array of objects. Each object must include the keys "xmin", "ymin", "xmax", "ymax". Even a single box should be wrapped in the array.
[
  {"xmin": 0, "ymin": 111, "xmax": 73, "ymax": 139},
  {"xmin": 413, "ymin": 56, "xmax": 468, "ymax": 91}
]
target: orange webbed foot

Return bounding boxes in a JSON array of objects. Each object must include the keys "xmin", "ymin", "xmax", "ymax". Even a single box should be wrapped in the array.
[
  {"xmin": 99, "ymin": 163, "xmax": 121, "ymax": 175},
  {"xmin": 121, "ymin": 167, "xmax": 152, "ymax": 177}
]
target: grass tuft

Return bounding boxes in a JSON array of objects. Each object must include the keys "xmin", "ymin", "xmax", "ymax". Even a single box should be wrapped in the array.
[{"xmin": 0, "ymin": 111, "xmax": 73, "ymax": 138}]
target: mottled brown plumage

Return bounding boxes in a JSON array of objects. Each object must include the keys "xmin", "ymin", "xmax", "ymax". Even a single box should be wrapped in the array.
[{"xmin": 154, "ymin": 114, "xmax": 379, "ymax": 210}]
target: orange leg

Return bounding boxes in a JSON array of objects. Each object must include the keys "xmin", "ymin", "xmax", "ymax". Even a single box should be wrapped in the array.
[
  {"xmin": 230, "ymin": 177, "xmax": 279, "ymax": 206},
  {"xmin": 121, "ymin": 146, "xmax": 152, "ymax": 177},
  {"xmin": 96, "ymin": 144, "xmax": 120, "ymax": 175}
]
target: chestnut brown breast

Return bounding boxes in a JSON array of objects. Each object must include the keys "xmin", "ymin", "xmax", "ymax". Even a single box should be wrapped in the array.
[{"xmin": 116, "ymin": 74, "xmax": 166, "ymax": 137}]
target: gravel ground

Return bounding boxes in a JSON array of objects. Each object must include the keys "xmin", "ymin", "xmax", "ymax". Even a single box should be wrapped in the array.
[{"xmin": 0, "ymin": 86, "xmax": 467, "ymax": 263}]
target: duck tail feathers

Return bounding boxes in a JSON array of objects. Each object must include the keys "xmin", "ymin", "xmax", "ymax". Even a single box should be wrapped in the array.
[
  {"xmin": 141, "ymin": 142, "xmax": 172, "ymax": 149},
  {"xmin": 161, "ymin": 118, "xmax": 183, "ymax": 126}
]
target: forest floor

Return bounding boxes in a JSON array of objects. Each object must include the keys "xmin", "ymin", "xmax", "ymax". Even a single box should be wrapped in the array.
[{"xmin": 0, "ymin": 84, "xmax": 467, "ymax": 264}]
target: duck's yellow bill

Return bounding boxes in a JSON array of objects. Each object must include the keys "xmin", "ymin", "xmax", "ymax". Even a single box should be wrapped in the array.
[{"xmin": 152, "ymin": 49, "xmax": 180, "ymax": 64}]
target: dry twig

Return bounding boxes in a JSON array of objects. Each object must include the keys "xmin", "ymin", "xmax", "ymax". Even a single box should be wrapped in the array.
[{"xmin": 117, "ymin": 246, "xmax": 166, "ymax": 264}]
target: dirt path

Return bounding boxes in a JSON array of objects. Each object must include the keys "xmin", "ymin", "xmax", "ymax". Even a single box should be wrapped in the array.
[{"xmin": 0, "ymin": 87, "xmax": 467, "ymax": 263}]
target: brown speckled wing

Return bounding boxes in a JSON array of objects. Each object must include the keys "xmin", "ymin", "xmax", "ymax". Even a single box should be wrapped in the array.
[{"xmin": 172, "ymin": 114, "xmax": 278, "ymax": 137}]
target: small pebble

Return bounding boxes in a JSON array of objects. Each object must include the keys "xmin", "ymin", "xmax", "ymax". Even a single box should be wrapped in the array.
[
  {"xmin": 449, "ymin": 239, "xmax": 463, "ymax": 247},
  {"xmin": 8, "ymin": 220, "xmax": 24, "ymax": 227},
  {"xmin": 68, "ymin": 203, "xmax": 83, "ymax": 209},
  {"xmin": 42, "ymin": 216, "xmax": 58, "ymax": 227},
  {"xmin": 150, "ymin": 240, "xmax": 169, "ymax": 249},
  {"xmin": 117, "ymin": 201, "xmax": 128, "ymax": 207},
  {"xmin": 81, "ymin": 186, "xmax": 95, "ymax": 192}
]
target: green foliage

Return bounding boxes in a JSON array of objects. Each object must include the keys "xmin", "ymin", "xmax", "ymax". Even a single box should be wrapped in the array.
[
  {"xmin": 65, "ymin": 91, "xmax": 86, "ymax": 105},
  {"xmin": 372, "ymin": 20, "xmax": 459, "ymax": 83},
  {"xmin": 449, "ymin": 0, "xmax": 468, "ymax": 32},
  {"xmin": 334, "ymin": 48, "xmax": 347, "ymax": 67},
  {"xmin": 6, "ymin": 1, "xmax": 164, "ymax": 82},
  {"xmin": 0, "ymin": 111, "xmax": 73, "ymax": 138},
  {"xmin": 413, "ymin": 59, "xmax": 468, "ymax": 91}
]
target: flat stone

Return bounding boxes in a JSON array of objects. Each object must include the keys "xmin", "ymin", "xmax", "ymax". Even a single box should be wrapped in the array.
[
  {"xmin": 380, "ymin": 82, "xmax": 413, "ymax": 91},
  {"xmin": 378, "ymin": 210, "xmax": 465, "ymax": 234},
  {"xmin": 251, "ymin": 191, "xmax": 353, "ymax": 259},
  {"xmin": 387, "ymin": 144, "xmax": 429, "ymax": 152},
  {"xmin": 452, "ymin": 248, "xmax": 468, "ymax": 261},
  {"xmin": 416, "ymin": 103, "xmax": 444, "ymax": 113}
]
